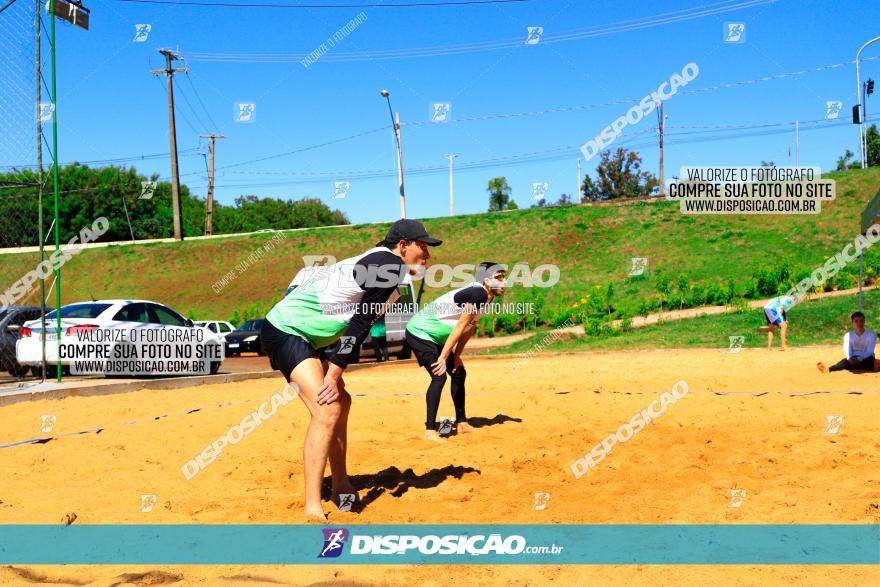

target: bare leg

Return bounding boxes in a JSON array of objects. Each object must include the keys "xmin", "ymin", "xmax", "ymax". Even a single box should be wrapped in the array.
[
  {"xmin": 779, "ymin": 321, "xmax": 788, "ymax": 351},
  {"xmin": 767, "ymin": 324, "xmax": 775, "ymax": 350},
  {"xmin": 290, "ymin": 357, "xmax": 344, "ymax": 520},
  {"xmin": 321, "ymin": 363, "xmax": 357, "ymax": 502}
]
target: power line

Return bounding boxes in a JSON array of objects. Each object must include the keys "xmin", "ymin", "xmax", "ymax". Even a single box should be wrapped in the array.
[
  {"xmin": 176, "ymin": 125, "xmax": 392, "ymax": 179},
  {"xmin": 151, "ymin": 71, "xmax": 202, "ymax": 138},
  {"xmin": 401, "ymin": 56, "xmax": 880, "ymax": 129},
  {"xmin": 9, "ymin": 52, "xmax": 867, "ymax": 182},
  {"xmin": 182, "ymin": 0, "xmax": 775, "ymax": 63},
  {"xmin": 184, "ymin": 72, "xmax": 220, "ymax": 132},
  {"xmin": 116, "ymin": 0, "xmax": 528, "ymax": 7},
  {"xmin": 0, "ymin": 0, "xmax": 20, "ymax": 15},
  {"xmin": 8, "ymin": 113, "xmax": 871, "ymax": 198},
  {"xmin": 0, "ymin": 149, "xmax": 202, "ymax": 171},
  {"xmin": 175, "ymin": 78, "xmax": 212, "ymax": 133},
  {"xmin": 181, "ymin": 116, "xmax": 879, "ymax": 188},
  {"xmin": 169, "ymin": 55, "xmax": 878, "ymax": 179}
]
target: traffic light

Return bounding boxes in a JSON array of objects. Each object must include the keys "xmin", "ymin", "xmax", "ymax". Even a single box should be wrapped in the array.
[
  {"xmin": 854, "ymin": 104, "xmax": 862, "ymax": 124},
  {"xmin": 868, "ymin": 79, "xmax": 875, "ymax": 96}
]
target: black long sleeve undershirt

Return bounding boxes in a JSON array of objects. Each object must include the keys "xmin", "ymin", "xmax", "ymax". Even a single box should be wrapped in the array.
[{"xmin": 329, "ymin": 250, "xmax": 405, "ymax": 369}]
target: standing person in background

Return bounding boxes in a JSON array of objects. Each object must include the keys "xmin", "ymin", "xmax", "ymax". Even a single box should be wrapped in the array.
[
  {"xmin": 370, "ymin": 316, "xmax": 389, "ymax": 362},
  {"xmin": 763, "ymin": 294, "xmax": 794, "ymax": 351}
]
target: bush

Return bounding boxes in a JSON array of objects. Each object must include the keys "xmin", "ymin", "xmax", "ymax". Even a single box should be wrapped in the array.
[
  {"xmin": 636, "ymin": 296, "xmax": 659, "ymax": 318},
  {"xmin": 726, "ymin": 296, "xmax": 750, "ymax": 313},
  {"xmin": 655, "ymin": 273, "xmax": 672, "ymax": 308},
  {"xmin": 836, "ymin": 272, "xmax": 857, "ymax": 290},
  {"xmin": 495, "ymin": 312, "xmax": 523, "ymax": 334}
]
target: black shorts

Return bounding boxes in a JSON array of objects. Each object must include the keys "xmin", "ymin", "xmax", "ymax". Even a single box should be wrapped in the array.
[
  {"xmin": 406, "ymin": 330, "xmax": 444, "ymax": 367},
  {"xmin": 260, "ymin": 319, "xmax": 329, "ymax": 380}
]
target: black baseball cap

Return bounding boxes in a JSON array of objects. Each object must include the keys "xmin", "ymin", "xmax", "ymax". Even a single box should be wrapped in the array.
[{"xmin": 376, "ymin": 219, "xmax": 443, "ymax": 247}]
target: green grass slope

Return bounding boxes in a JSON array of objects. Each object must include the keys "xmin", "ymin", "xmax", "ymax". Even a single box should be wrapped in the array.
[
  {"xmin": 488, "ymin": 289, "xmax": 880, "ymax": 355},
  {"xmin": 1, "ymin": 167, "xmax": 879, "ymax": 328}
]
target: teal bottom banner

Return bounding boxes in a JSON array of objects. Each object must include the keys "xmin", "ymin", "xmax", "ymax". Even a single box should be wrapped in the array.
[{"xmin": 1, "ymin": 525, "xmax": 878, "ymax": 564}]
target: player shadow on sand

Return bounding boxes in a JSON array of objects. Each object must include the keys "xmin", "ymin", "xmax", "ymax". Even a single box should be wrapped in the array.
[
  {"xmin": 321, "ymin": 464, "xmax": 480, "ymax": 512},
  {"xmin": 466, "ymin": 414, "xmax": 522, "ymax": 429}
]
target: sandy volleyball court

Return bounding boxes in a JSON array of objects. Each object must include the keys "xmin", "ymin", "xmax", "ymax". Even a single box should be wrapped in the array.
[{"xmin": 1, "ymin": 347, "xmax": 879, "ymax": 585}]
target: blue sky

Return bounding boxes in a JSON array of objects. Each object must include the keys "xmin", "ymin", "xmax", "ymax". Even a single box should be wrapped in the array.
[{"xmin": 32, "ymin": 0, "xmax": 880, "ymax": 224}]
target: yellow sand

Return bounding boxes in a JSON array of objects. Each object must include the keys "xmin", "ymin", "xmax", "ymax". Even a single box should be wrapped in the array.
[{"xmin": 1, "ymin": 346, "xmax": 879, "ymax": 585}]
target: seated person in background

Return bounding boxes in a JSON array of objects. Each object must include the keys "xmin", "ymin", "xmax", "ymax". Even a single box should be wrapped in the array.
[{"xmin": 817, "ymin": 311, "xmax": 878, "ymax": 373}]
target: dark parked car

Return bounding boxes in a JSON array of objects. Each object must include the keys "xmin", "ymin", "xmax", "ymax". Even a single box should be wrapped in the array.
[
  {"xmin": 225, "ymin": 318, "xmax": 266, "ymax": 356},
  {"xmin": 1, "ymin": 306, "xmax": 42, "ymax": 377}
]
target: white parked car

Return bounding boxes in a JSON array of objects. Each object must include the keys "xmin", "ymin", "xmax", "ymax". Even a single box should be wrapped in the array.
[
  {"xmin": 16, "ymin": 300, "xmax": 224, "ymax": 376},
  {"xmin": 194, "ymin": 320, "xmax": 235, "ymax": 341}
]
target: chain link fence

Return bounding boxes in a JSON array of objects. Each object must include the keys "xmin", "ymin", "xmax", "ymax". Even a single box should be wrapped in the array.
[{"xmin": 1, "ymin": 0, "xmax": 54, "ymax": 386}]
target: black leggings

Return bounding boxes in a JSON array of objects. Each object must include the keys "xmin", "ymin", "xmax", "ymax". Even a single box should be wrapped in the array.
[
  {"xmin": 371, "ymin": 336, "xmax": 389, "ymax": 362},
  {"xmin": 829, "ymin": 355, "xmax": 876, "ymax": 372},
  {"xmin": 423, "ymin": 355, "xmax": 467, "ymax": 430}
]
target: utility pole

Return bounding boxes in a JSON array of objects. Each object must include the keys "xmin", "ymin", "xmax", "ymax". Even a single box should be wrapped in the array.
[
  {"xmin": 658, "ymin": 101, "xmax": 665, "ymax": 195},
  {"xmin": 200, "ymin": 134, "xmax": 225, "ymax": 235},
  {"xmin": 152, "ymin": 49, "xmax": 187, "ymax": 240},
  {"xmin": 577, "ymin": 158, "xmax": 582, "ymax": 204},
  {"xmin": 795, "ymin": 120, "xmax": 799, "ymax": 167},
  {"xmin": 445, "ymin": 153, "xmax": 457, "ymax": 216}
]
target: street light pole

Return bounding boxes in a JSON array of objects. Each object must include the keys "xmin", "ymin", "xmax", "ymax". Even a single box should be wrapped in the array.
[
  {"xmin": 381, "ymin": 90, "xmax": 406, "ymax": 218},
  {"xmin": 445, "ymin": 153, "xmax": 457, "ymax": 216},
  {"xmin": 856, "ymin": 36, "xmax": 880, "ymax": 168}
]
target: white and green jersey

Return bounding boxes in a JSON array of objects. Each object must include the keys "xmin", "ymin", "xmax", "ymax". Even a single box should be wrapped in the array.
[
  {"xmin": 406, "ymin": 283, "xmax": 489, "ymax": 345},
  {"xmin": 267, "ymin": 247, "xmax": 404, "ymax": 368}
]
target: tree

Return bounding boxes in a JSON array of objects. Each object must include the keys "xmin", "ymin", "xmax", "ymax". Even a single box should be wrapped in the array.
[
  {"xmin": 836, "ymin": 149, "xmax": 860, "ymax": 171},
  {"xmin": 868, "ymin": 124, "xmax": 880, "ymax": 167},
  {"xmin": 0, "ymin": 164, "xmax": 349, "ymax": 247},
  {"xmin": 557, "ymin": 193, "xmax": 573, "ymax": 206},
  {"xmin": 581, "ymin": 148, "xmax": 658, "ymax": 201},
  {"xmin": 530, "ymin": 198, "xmax": 548, "ymax": 209},
  {"xmin": 834, "ymin": 124, "xmax": 880, "ymax": 170},
  {"xmin": 487, "ymin": 177, "xmax": 514, "ymax": 211}
]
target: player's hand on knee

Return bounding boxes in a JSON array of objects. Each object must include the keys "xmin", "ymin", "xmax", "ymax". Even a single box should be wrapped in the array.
[
  {"xmin": 318, "ymin": 376, "xmax": 340, "ymax": 405},
  {"xmin": 453, "ymin": 356, "xmax": 464, "ymax": 372},
  {"xmin": 431, "ymin": 357, "xmax": 447, "ymax": 376}
]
